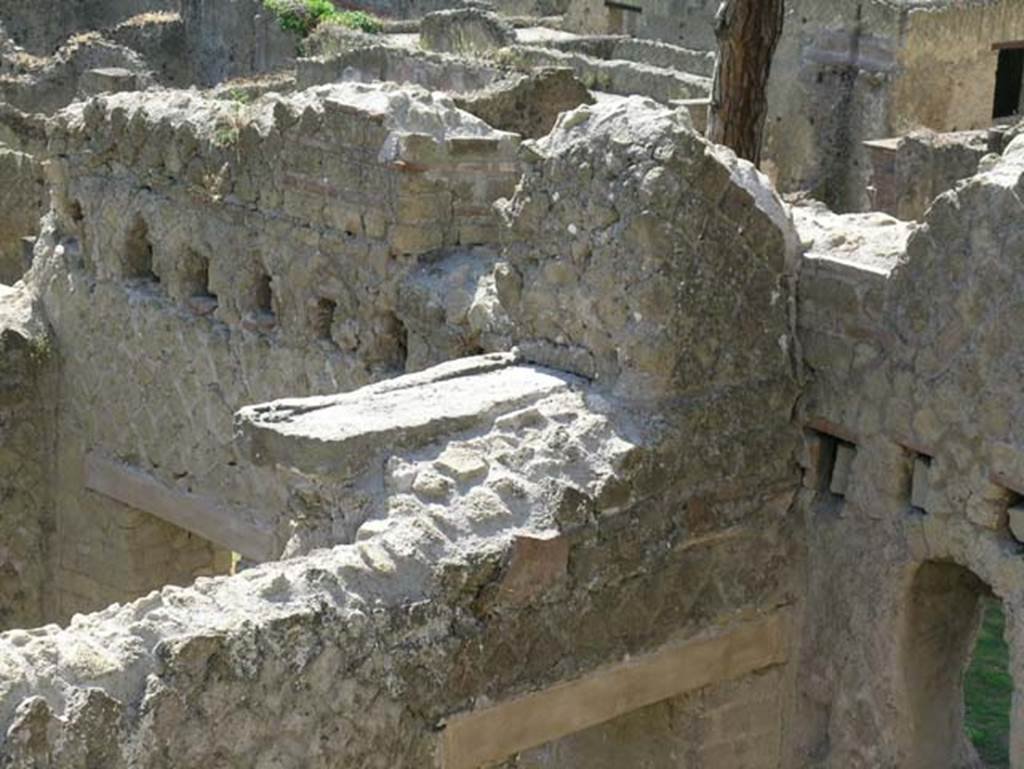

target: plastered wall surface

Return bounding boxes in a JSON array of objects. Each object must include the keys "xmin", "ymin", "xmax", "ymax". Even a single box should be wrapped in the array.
[{"xmin": 765, "ymin": 0, "xmax": 1024, "ymax": 211}]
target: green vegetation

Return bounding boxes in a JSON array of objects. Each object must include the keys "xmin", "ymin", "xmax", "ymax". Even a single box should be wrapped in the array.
[
  {"xmin": 225, "ymin": 88, "xmax": 253, "ymax": 105},
  {"xmin": 964, "ymin": 596, "xmax": 1012, "ymax": 768},
  {"xmin": 263, "ymin": 0, "xmax": 382, "ymax": 36},
  {"xmin": 27, "ymin": 334, "xmax": 53, "ymax": 365},
  {"xmin": 324, "ymin": 9, "xmax": 383, "ymax": 34}
]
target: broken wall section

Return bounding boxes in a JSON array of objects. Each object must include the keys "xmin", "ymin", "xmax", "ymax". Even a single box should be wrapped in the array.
[
  {"xmin": 28, "ymin": 83, "xmax": 522, "ymax": 616},
  {"xmin": 0, "ymin": 96, "xmax": 803, "ymax": 766},
  {"xmin": 788, "ymin": 137, "xmax": 1024, "ymax": 767},
  {"xmin": 0, "ymin": 0, "xmax": 178, "ymax": 54},
  {"xmin": 864, "ymin": 130, "xmax": 991, "ymax": 221},
  {"xmin": 0, "ymin": 286, "xmax": 54, "ymax": 631},
  {"xmin": 0, "ymin": 148, "xmax": 45, "ymax": 284},
  {"xmin": 181, "ymin": 0, "xmax": 299, "ymax": 87}
]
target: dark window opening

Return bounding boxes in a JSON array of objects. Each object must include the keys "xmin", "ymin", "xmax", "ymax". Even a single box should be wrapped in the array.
[
  {"xmin": 183, "ymin": 251, "xmax": 215, "ymax": 298},
  {"xmin": 993, "ymin": 48, "xmax": 1024, "ymax": 119},
  {"xmin": 964, "ymin": 595, "xmax": 1012, "ymax": 768},
  {"xmin": 124, "ymin": 216, "xmax": 158, "ymax": 282},
  {"xmin": 69, "ymin": 200, "xmax": 84, "ymax": 224},
  {"xmin": 909, "ymin": 452, "xmax": 933, "ymax": 515},
  {"xmin": 312, "ymin": 297, "xmax": 337, "ymax": 342},
  {"xmin": 255, "ymin": 273, "xmax": 273, "ymax": 315},
  {"xmin": 182, "ymin": 250, "xmax": 218, "ymax": 316}
]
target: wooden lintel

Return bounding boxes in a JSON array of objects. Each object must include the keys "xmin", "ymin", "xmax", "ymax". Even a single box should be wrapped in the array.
[
  {"xmin": 805, "ymin": 417, "xmax": 858, "ymax": 445},
  {"xmin": 440, "ymin": 613, "xmax": 788, "ymax": 769},
  {"xmin": 84, "ymin": 453, "xmax": 278, "ymax": 561}
]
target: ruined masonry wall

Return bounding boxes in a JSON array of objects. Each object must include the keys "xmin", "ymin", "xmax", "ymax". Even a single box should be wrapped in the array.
[
  {"xmin": 31, "ymin": 83, "xmax": 520, "ymax": 618},
  {"xmin": 0, "ymin": 149, "xmax": 45, "ymax": 285},
  {"xmin": 789, "ymin": 139, "xmax": 1024, "ymax": 766},
  {"xmin": 180, "ymin": 0, "xmax": 298, "ymax": 87},
  {"xmin": 0, "ymin": 0, "xmax": 178, "ymax": 55},
  {"xmin": 894, "ymin": 1, "xmax": 1024, "ymax": 135},
  {"xmin": 0, "ymin": 95, "xmax": 802, "ymax": 768},
  {"xmin": 764, "ymin": 0, "xmax": 1024, "ymax": 211},
  {"xmin": 0, "ymin": 288, "xmax": 52, "ymax": 631}
]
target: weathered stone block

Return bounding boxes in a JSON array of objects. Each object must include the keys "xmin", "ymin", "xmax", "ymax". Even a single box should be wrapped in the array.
[
  {"xmin": 910, "ymin": 456, "xmax": 931, "ymax": 512},
  {"xmin": 829, "ymin": 442, "xmax": 856, "ymax": 497},
  {"xmin": 79, "ymin": 68, "xmax": 139, "ymax": 98},
  {"xmin": 1008, "ymin": 504, "xmax": 1024, "ymax": 544},
  {"xmin": 420, "ymin": 8, "xmax": 515, "ymax": 55}
]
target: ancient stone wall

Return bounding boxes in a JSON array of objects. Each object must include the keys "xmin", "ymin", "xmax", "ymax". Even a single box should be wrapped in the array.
[
  {"xmin": 0, "ymin": 287, "xmax": 53, "ymax": 632},
  {"xmin": 27, "ymin": 82, "xmax": 521, "ymax": 617},
  {"xmin": 788, "ymin": 137, "xmax": 1024, "ymax": 766},
  {"xmin": 763, "ymin": 0, "xmax": 903, "ymax": 210},
  {"xmin": 0, "ymin": 149, "xmax": 45, "ymax": 284},
  {"xmin": 298, "ymin": 46, "xmax": 505, "ymax": 93},
  {"xmin": 893, "ymin": 1, "xmax": 1024, "ymax": 135},
  {"xmin": 0, "ymin": 0, "xmax": 178, "ymax": 54},
  {"xmin": 106, "ymin": 12, "xmax": 188, "ymax": 86},
  {"xmin": 0, "ymin": 35, "xmax": 153, "ymax": 115},
  {"xmin": 764, "ymin": 0, "xmax": 1024, "ymax": 211},
  {"xmin": 864, "ymin": 129, "xmax": 989, "ymax": 221},
  {"xmin": 0, "ymin": 95, "xmax": 804, "ymax": 768},
  {"xmin": 562, "ymin": 0, "xmax": 717, "ymax": 50},
  {"xmin": 180, "ymin": 0, "xmax": 298, "ymax": 87},
  {"xmin": 496, "ymin": 44, "xmax": 710, "ymax": 103},
  {"xmin": 537, "ymin": 35, "xmax": 716, "ymax": 77}
]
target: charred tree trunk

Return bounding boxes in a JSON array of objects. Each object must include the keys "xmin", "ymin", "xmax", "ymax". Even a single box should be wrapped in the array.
[{"xmin": 706, "ymin": 0, "xmax": 785, "ymax": 166}]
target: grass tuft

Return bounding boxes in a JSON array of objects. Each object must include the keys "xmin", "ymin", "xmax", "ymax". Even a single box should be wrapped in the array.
[{"xmin": 964, "ymin": 596, "xmax": 1012, "ymax": 768}]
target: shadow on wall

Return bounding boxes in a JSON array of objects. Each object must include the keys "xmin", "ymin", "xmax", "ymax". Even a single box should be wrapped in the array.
[{"xmin": 903, "ymin": 561, "xmax": 1011, "ymax": 769}]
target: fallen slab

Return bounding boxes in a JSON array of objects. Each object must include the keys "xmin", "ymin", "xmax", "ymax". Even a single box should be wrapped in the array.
[{"xmin": 236, "ymin": 352, "xmax": 582, "ymax": 477}]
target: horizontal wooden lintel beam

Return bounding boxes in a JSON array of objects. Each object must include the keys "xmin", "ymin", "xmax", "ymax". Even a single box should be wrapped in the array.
[
  {"xmin": 440, "ymin": 613, "xmax": 788, "ymax": 769},
  {"xmin": 84, "ymin": 452, "xmax": 278, "ymax": 561}
]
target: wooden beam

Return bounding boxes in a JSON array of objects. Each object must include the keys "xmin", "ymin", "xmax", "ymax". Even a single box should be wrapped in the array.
[
  {"xmin": 440, "ymin": 613, "xmax": 788, "ymax": 769},
  {"xmin": 84, "ymin": 453, "xmax": 278, "ymax": 561},
  {"xmin": 604, "ymin": 0, "xmax": 642, "ymax": 12},
  {"xmin": 992, "ymin": 40, "xmax": 1024, "ymax": 51}
]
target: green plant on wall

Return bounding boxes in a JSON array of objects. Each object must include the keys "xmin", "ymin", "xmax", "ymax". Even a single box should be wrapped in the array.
[
  {"xmin": 263, "ymin": 0, "xmax": 382, "ymax": 36},
  {"xmin": 26, "ymin": 334, "xmax": 53, "ymax": 366},
  {"xmin": 326, "ymin": 10, "xmax": 383, "ymax": 34}
]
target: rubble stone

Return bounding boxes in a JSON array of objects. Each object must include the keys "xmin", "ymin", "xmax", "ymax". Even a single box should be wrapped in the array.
[{"xmin": 420, "ymin": 8, "xmax": 516, "ymax": 55}]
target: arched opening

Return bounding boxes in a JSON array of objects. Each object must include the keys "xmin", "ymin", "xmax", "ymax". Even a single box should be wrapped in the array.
[
  {"xmin": 311, "ymin": 297, "xmax": 337, "ymax": 343},
  {"xmin": 181, "ymin": 249, "xmax": 218, "ymax": 316},
  {"xmin": 123, "ymin": 216, "xmax": 158, "ymax": 282},
  {"xmin": 904, "ymin": 561, "xmax": 1012, "ymax": 769},
  {"xmin": 255, "ymin": 272, "xmax": 273, "ymax": 316}
]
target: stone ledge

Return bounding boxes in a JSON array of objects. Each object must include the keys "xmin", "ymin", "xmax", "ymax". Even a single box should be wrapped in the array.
[{"xmin": 236, "ymin": 353, "xmax": 582, "ymax": 477}]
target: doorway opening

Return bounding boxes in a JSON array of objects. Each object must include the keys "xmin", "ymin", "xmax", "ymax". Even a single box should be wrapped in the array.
[
  {"xmin": 993, "ymin": 46, "xmax": 1024, "ymax": 119},
  {"xmin": 964, "ymin": 595, "xmax": 1012, "ymax": 767},
  {"xmin": 904, "ymin": 561, "xmax": 1012, "ymax": 768}
]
